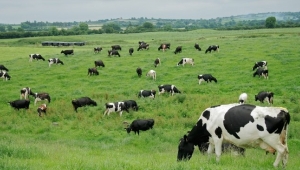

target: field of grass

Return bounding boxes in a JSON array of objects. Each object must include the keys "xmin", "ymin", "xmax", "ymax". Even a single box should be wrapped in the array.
[{"xmin": 0, "ymin": 28, "xmax": 300, "ymax": 170}]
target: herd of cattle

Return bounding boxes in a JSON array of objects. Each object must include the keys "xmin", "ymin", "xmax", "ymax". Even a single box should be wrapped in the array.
[{"xmin": 1, "ymin": 41, "xmax": 288, "ymax": 168}]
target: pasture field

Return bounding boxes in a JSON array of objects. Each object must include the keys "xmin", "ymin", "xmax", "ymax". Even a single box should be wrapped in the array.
[{"xmin": 0, "ymin": 28, "xmax": 300, "ymax": 170}]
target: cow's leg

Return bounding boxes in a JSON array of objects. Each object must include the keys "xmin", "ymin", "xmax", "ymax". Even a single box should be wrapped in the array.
[
  {"xmin": 119, "ymin": 111, "xmax": 123, "ymax": 116},
  {"xmin": 34, "ymin": 98, "xmax": 41, "ymax": 105}
]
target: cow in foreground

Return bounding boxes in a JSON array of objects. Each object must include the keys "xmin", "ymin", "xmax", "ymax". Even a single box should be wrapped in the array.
[
  {"xmin": 158, "ymin": 84, "xmax": 181, "ymax": 96},
  {"xmin": 136, "ymin": 67, "xmax": 142, "ymax": 77},
  {"xmin": 129, "ymin": 48, "xmax": 134, "ymax": 55},
  {"xmin": 177, "ymin": 103, "xmax": 290, "ymax": 168},
  {"xmin": 238, "ymin": 93, "xmax": 248, "ymax": 104},
  {"xmin": 8, "ymin": 99, "xmax": 30, "ymax": 110},
  {"xmin": 198, "ymin": 74, "xmax": 217, "ymax": 84},
  {"xmin": 123, "ymin": 100, "xmax": 139, "ymax": 111},
  {"xmin": 146, "ymin": 70, "xmax": 156, "ymax": 80},
  {"xmin": 194, "ymin": 43, "xmax": 201, "ymax": 51},
  {"xmin": 20, "ymin": 87, "xmax": 34, "ymax": 99},
  {"xmin": 108, "ymin": 50, "xmax": 120, "ymax": 57},
  {"xmin": 138, "ymin": 90, "xmax": 156, "ymax": 99},
  {"xmin": 29, "ymin": 54, "xmax": 45, "ymax": 62},
  {"xmin": 37, "ymin": 104, "xmax": 47, "ymax": 117},
  {"xmin": 124, "ymin": 119, "xmax": 155, "ymax": 135},
  {"xmin": 48, "ymin": 58, "xmax": 64, "ymax": 67},
  {"xmin": 174, "ymin": 46, "xmax": 182, "ymax": 54},
  {"xmin": 104, "ymin": 102, "xmax": 129, "ymax": 116},
  {"xmin": 205, "ymin": 45, "xmax": 219, "ymax": 53},
  {"xmin": 0, "ymin": 65, "xmax": 9, "ymax": 72},
  {"xmin": 88, "ymin": 68, "xmax": 99, "ymax": 76},
  {"xmin": 253, "ymin": 61, "xmax": 267, "ymax": 71},
  {"xmin": 255, "ymin": 91, "xmax": 274, "ymax": 105},
  {"xmin": 72, "ymin": 97, "xmax": 97, "ymax": 112},
  {"xmin": 177, "ymin": 58, "xmax": 194, "ymax": 66},
  {"xmin": 94, "ymin": 60, "xmax": 105, "ymax": 68},
  {"xmin": 94, "ymin": 47, "xmax": 102, "ymax": 53},
  {"xmin": 154, "ymin": 58, "xmax": 161, "ymax": 67},
  {"xmin": 61, "ymin": 50, "xmax": 74, "ymax": 56},
  {"xmin": 33, "ymin": 92, "xmax": 51, "ymax": 105},
  {"xmin": 0, "ymin": 71, "xmax": 11, "ymax": 81}
]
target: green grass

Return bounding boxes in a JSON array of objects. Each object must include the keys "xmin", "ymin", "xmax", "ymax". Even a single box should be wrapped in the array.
[{"xmin": 0, "ymin": 28, "xmax": 300, "ymax": 169}]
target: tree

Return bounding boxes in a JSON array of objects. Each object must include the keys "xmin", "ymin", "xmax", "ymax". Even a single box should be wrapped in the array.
[
  {"xmin": 79, "ymin": 22, "xmax": 89, "ymax": 32},
  {"xmin": 0, "ymin": 25, "xmax": 6, "ymax": 32},
  {"xmin": 7, "ymin": 25, "xmax": 13, "ymax": 31},
  {"xmin": 265, "ymin": 17, "xmax": 276, "ymax": 28}
]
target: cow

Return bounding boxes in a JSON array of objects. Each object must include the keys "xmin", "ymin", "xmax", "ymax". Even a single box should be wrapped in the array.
[
  {"xmin": 238, "ymin": 93, "xmax": 248, "ymax": 104},
  {"xmin": 71, "ymin": 97, "xmax": 97, "ymax": 112},
  {"xmin": 252, "ymin": 61, "xmax": 267, "ymax": 71},
  {"xmin": 108, "ymin": 50, "xmax": 120, "ymax": 57},
  {"xmin": 138, "ymin": 41, "xmax": 147, "ymax": 46},
  {"xmin": 33, "ymin": 92, "xmax": 51, "ymax": 105},
  {"xmin": 123, "ymin": 100, "xmax": 139, "ymax": 111},
  {"xmin": 124, "ymin": 119, "xmax": 155, "ymax": 135},
  {"xmin": 0, "ymin": 71, "xmax": 11, "ymax": 81},
  {"xmin": 177, "ymin": 58, "xmax": 194, "ymax": 66},
  {"xmin": 94, "ymin": 47, "xmax": 102, "ymax": 53},
  {"xmin": 154, "ymin": 58, "xmax": 161, "ymax": 67},
  {"xmin": 205, "ymin": 45, "xmax": 219, "ymax": 53},
  {"xmin": 176, "ymin": 103, "xmax": 290, "ymax": 168},
  {"xmin": 48, "ymin": 58, "xmax": 64, "ymax": 67},
  {"xmin": 137, "ymin": 43, "xmax": 149, "ymax": 51},
  {"xmin": 129, "ymin": 48, "xmax": 134, "ymax": 55},
  {"xmin": 158, "ymin": 84, "xmax": 181, "ymax": 96},
  {"xmin": 146, "ymin": 70, "xmax": 156, "ymax": 80},
  {"xmin": 158, "ymin": 43, "xmax": 170, "ymax": 51},
  {"xmin": 87, "ymin": 68, "xmax": 99, "ymax": 76},
  {"xmin": 0, "ymin": 64, "xmax": 9, "ymax": 72},
  {"xmin": 255, "ymin": 91, "xmax": 274, "ymax": 105},
  {"xmin": 29, "ymin": 54, "xmax": 45, "ymax": 62},
  {"xmin": 8, "ymin": 99, "xmax": 30, "ymax": 110},
  {"xmin": 253, "ymin": 67, "xmax": 268, "ymax": 79},
  {"xmin": 61, "ymin": 50, "xmax": 74, "ymax": 56},
  {"xmin": 136, "ymin": 67, "xmax": 142, "ymax": 77},
  {"xmin": 111, "ymin": 45, "xmax": 122, "ymax": 51},
  {"xmin": 94, "ymin": 60, "xmax": 105, "ymax": 68},
  {"xmin": 194, "ymin": 43, "xmax": 201, "ymax": 51},
  {"xmin": 104, "ymin": 102, "xmax": 129, "ymax": 116},
  {"xmin": 174, "ymin": 46, "xmax": 182, "ymax": 54},
  {"xmin": 37, "ymin": 104, "xmax": 47, "ymax": 117},
  {"xmin": 20, "ymin": 87, "xmax": 34, "ymax": 99},
  {"xmin": 138, "ymin": 90, "xmax": 156, "ymax": 99},
  {"xmin": 198, "ymin": 74, "xmax": 217, "ymax": 84}
]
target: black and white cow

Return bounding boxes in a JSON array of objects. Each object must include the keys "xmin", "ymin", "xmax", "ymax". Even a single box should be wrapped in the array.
[
  {"xmin": 177, "ymin": 103, "xmax": 290, "ymax": 168},
  {"xmin": 48, "ymin": 58, "xmax": 64, "ymax": 67},
  {"xmin": 33, "ymin": 92, "xmax": 51, "ymax": 105},
  {"xmin": 255, "ymin": 91, "xmax": 274, "ymax": 105},
  {"xmin": 174, "ymin": 46, "xmax": 182, "ymax": 54},
  {"xmin": 146, "ymin": 70, "xmax": 156, "ymax": 80},
  {"xmin": 0, "ymin": 71, "xmax": 11, "ymax": 81},
  {"xmin": 111, "ymin": 45, "xmax": 122, "ymax": 51},
  {"xmin": 158, "ymin": 43, "xmax": 170, "ymax": 51},
  {"xmin": 198, "ymin": 74, "xmax": 217, "ymax": 84},
  {"xmin": 252, "ymin": 61, "xmax": 267, "ymax": 71},
  {"xmin": 129, "ymin": 48, "xmax": 134, "ymax": 55},
  {"xmin": 71, "ymin": 97, "xmax": 97, "ymax": 112},
  {"xmin": 158, "ymin": 84, "xmax": 181, "ymax": 96},
  {"xmin": 20, "ymin": 87, "xmax": 34, "ymax": 99},
  {"xmin": 138, "ymin": 90, "xmax": 156, "ymax": 99},
  {"xmin": 0, "ymin": 64, "xmax": 9, "ymax": 72},
  {"xmin": 136, "ymin": 67, "xmax": 142, "ymax": 77},
  {"xmin": 61, "ymin": 50, "xmax": 74, "ymax": 56},
  {"xmin": 108, "ymin": 50, "xmax": 120, "ymax": 57},
  {"xmin": 253, "ymin": 67, "xmax": 268, "ymax": 79},
  {"xmin": 138, "ymin": 41, "xmax": 147, "ymax": 46},
  {"xmin": 94, "ymin": 60, "xmax": 105, "ymax": 68},
  {"xmin": 205, "ymin": 45, "xmax": 219, "ymax": 53},
  {"xmin": 123, "ymin": 100, "xmax": 139, "ymax": 111},
  {"xmin": 94, "ymin": 47, "xmax": 102, "ymax": 53},
  {"xmin": 137, "ymin": 43, "xmax": 149, "ymax": 51},
  {"xmin": 238, "ymin": 93, "xmax": 248, "ymax": 104},
  {"xmin": 87, "ymin": 68, "xmax": 99, "ymax": 76},
  {"xmin": 104, "ymin": 102, "xmax": 129, "ymax": 116},
  {"xmin": 194, "ymin": 43, "xmax": 201, "ymax": 51},
  {"xmin": 37, "ymin": 104, "xmax": 47, "ymax": 117},
  {"xmin": 124, "ymin": 119, "xmax": 155, "ymax": 135},
  {"xmin": 177, "ymin": 58, "xmax": 194, "ymax": 66},
  {"xmin": 154, "ymin": 58, "xmax": 161, "ymax": 67},
  {"xmin": 29, "ymin": 54, "xmax": 45, "ymax": 62},
  {"xmin": 8, "ymin": 99, "xmax": 30, "ymax": 110}
]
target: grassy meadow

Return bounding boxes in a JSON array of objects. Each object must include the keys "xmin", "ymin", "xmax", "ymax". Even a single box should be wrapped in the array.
[{"xmin": 0, "ymin": 28, "xmax": 300, "ymax": 170}]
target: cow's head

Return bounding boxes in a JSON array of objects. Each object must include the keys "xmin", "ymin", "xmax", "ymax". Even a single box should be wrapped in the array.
[
  {"xmin": 177, "ymin": 135, "xmax": 194, "ymax": 161},
  {"xmin": 177, "ymin": 59, "xmax": 183, "ymax": 66}
]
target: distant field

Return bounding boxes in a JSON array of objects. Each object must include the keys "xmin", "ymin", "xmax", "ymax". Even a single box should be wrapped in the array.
[{"xmin": 0, "ymin": 28, "xmax": 300, "ymax": 170}]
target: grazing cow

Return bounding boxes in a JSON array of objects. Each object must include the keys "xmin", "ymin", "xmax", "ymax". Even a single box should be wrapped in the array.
[
  {"xmin": 108, "ymin": 50, "xmax": 120, "ymax": 57},
  {"xmin": 71, "ymin": 97, "xmax": 97, "ymax": 112},
  {"xmin": 252, "ymin": 61, "xmax": 267, "ymax": 71},
  {"xmin": 238, "ymin": 93, "xmax": 248, "ymax": 104},
  {"xmin": 33, "ymin": 92, "xmax": 51, "ymax": 105},
  {"xmin": 61, "ymin": 50, "xmax": 74, "ymax": 56},
  {"xmin": 8, "ymin": 99, "xmax": 30, "ymax": 110},
  {"xmin": 0, "ymin": 71, "xmax": 11, "ymax": 81},
  {"xmin": 124, "ymin": 119, "xmax": 155, "ymax": 135},
  {"xmin": 20, "ymin": 87, "xmax": 34, "ymax": 99},
  {"xmin": 198, "ymin": 74, "xmax": 217, "ymax": 84},
  {"xmin": 0, "ymin": 64, "xmax": 9, "ymax": 72},
  {"xmin": 158, "ymin": 84, "xmax": 181, "ymax": 96},
  {"xmin": 205, "ymin": 45, "xmax": 219, "ymax": 53},
  {"xmin": 94, "ymin": 47, "xmax": 102, "ymax": 53},
  {"xmin": 146, "ymin": 70, "xmax": 156, "ymax": 80},
  {"xmin": 129, "ymin": 48, "xmax": 134, "ymax": 55},
  {"xmin": 177, "ymin": 58, "xmax": 194, "ymax": 66},
  {"xmin": 138, "ymin": 41, "xmax": 146, "ymax": 46},
  {"xmin": 111, "ymin": 45, "xmax": 122, "ymax": 51},
  {"xmin": 48, "ymin": 58, "xmax": 64, "ymax": 67},
  {"xmin": 138, "ymin": 90, "xmax": 156, "ymax": 99},
  {"xmin": 29, "ymin": 54, "xmax": 45, "ymax": 62},
  {"xmin": 137, "ymin": 43, "xmax": 149, "ymax": 51},
  {"xmin": 154, "ymin": 58, "xmax": 161, "ymax": 67},
  {"xmin": 37, "ymin": 104, "xmax": 47, "ymax": 117},
  {"xmin": 177, "ymin": 103, "xmax": 290, "ymax": 168},
  {"xmin": 94, "ymin": 60, "xmax": 105, "ymax": 68},
  {"xmin": 123, "ymin": 100, "xmax": 139, "ymax": 111},
  {"xmin": 136, "ymin": 67, "xmax": 142, "ymax": 77},
  {"xmin": 104, "ymin": 102, "xmax": 129, "ymax": 116},
  {"xmin": 253, "ymin": 67, "xmax": 269, "ymax": 79},
  {"xmin": 158, "ymin": 43, "xmax": 170, "ymax": 51},
  {"xmin": 87, "ymin": 68, "xmax": 99, "ymax": 76},
  {"xmin": 194, "ymin": 43, "xmax": 201, "ymax": 51},
  {"xmin": 174, "ymin": 46, "xmax": 182, "ymax": 54},
  {"xmin": 255, "ymin": 91, "xmax": 274, "ymax": 105}
]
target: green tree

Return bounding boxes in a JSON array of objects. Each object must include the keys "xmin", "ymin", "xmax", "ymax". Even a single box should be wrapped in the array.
[
  {"xmin": 0, "ymin": 25, "xmax": 6, "ymax": 32},
  {"xmin": 7, "ymin": 25, "xmax": 13, "ymax": 31},
  {"xmin": 142, "ymin": 22, "xmax": 154, "ymax": 30},
  {"xmin": 265, "ymin": 17, "xmax": 276, "ymax": 28},
  {"xmin": 79, "ymin": 22, "xmax": 89, "ymax": 32},
  {"xmin": 48, "ymin": 26, "xmax": 59, "ymax": 35}
]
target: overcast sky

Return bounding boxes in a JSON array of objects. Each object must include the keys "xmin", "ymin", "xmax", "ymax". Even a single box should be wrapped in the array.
[{"xmin": 1, "ymin": 0, "xmax": 299, "ymax": 24}]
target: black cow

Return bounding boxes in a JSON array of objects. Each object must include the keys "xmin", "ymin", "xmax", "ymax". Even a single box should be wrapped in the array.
[
  {"xmin": 129, "ymin": 48, "xmax": 134, "ymax": 55},
  {"xmin": 0, "ymin": 71, "xmax": 11, "ymax": 81},
  {"xmin": 252, "ymin": 61, "xmax": 267, "ymax": 71},
  {"xmin": 253, "ymin": 67, "xmax": 268, "ymax": 79},
  {"xmin": 154, "ymin": 58, "xmax": 161, "ymax": 67},
  {"xmin": 136, "ymin": 67, "xmax": 142, "ymax": 77},
  {"xmin": 20, "ymin": 87, "xmax": 34, "ymax": 99},
  {"xmin": 137, "ymin": 43, "xmax": 149, "ymax": 51},
  {"xmin": 29, "ymin": 54, "xmax": 45, "ymax": 62},
  {"xmin": 138, "ymin": 41, "xmax": 147, "ymax": 46},
  {"xmin": 123, "ymin": 100, "xmax": 139, "ymax": 111},
  {"xmin": 33, "ymin": 92, "xmax": 51, "ymax": 105},
  {"xmin": 205, "ymin": 45, "xmax": 219, "ymax": 53},
  {"xmin": 124, "ymin": 119, "xmax": 155, "ymax": 135},
  {"xmin": 158, "ymin": 84, "xmax": 181, "ymax": 96},
  {"xmin": 88, "ymin": 68, "xmax": 99, "ymax": 76},
  {"xmin": 174, "ymin": 46, "xmax": 182, "ymax": 54},
  {"xmin": 94, "ymin": 47, "xmax": 102, "ymax": 53},
  {"xmin": 194, "ymin": 43, "xmax": 201, "ymax": 51},
  {"xmin": 108, "ymin": 50, "xmax": 120, "ymax": 57},
  {"xmin": 111, "ymin": 45, "xmax": 122, "ymax": 51},
  {"xmin": 37, "ymin": 104, "xmax": 47, "ymax": 117},
  {"xmin": 8, "ymin": 99, "xmax": 30, "ymax": 110},
  {"xmin": 94, "ymin": 60, "xmax": 105, "ymax": 68},
  {"xmin": 198, "ymin": 74, "xmax": 217, "ymax": 84},
  {"xmin": 138, "ymin": 90, "xmax": 156, "ymax": 99},
  {"xmin": 255, "ymin": 91, "xmax": 274, "ymax": 105},
  {"xmin": 158, "ymin": 43, "xmax": 170, "ymax": 51},
  {"xmin": 48, "ymin": 58, "xmax": 64, "ymax": 67},
  {"xmin": 61, "ymin": 50, "xmax": 74, "ymax": 56},
  {"xmin": 72, "ymin": 97, "xmax": 97, "ymax": 112},
  {"xmin": 0, "ymin": 65, "xmax": 9, "ymax": 72}
]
